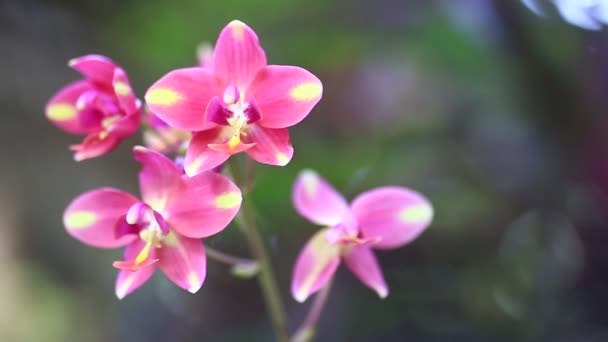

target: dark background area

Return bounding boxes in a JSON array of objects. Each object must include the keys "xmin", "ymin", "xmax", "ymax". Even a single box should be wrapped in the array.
[{"xmin": 2, "ymin": 0, "xmax": 608, "ymax": 341}]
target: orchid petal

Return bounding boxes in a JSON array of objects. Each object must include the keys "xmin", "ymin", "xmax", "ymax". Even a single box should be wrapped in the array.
[
  {"xmin": 108, "ymin": 111, "xmax": 141, "ymax": 139},
  {"xmin": 145, "ymin": 67, "xmax": 219, "ymax": 131},
  {"xmin": 115, "ymin": 240, "xmax": 157, "ymax": 299},
  {"xmin": 133, "ymin": 146, "xmax": 182, "ymax": 212},
  {"xmin": 207, "ymin": 141, "xmax": 256, "ymax": 154},
  {"xmin": 164, "ymin": 171, "xmax": 241, "ymax": 238},
  {"xmin": 184, "ymin": 128, "xmax": 232, "ymax": 176},
  {"xmin": 292, "ymin": 169, "xmax": 349, "ymax": 226},
  {"xmin": 70, "ymin": 133, "xmax": 120, "ymax": 161},
  {"xmin": 46, "ymin": 80, "xmax": 95, "ymax": 134},
  {"xmin": 69, "ymin": 54, "xmax": 117, "ymax": 87},
  {"xmin": 291, "ymin": 229, "xmax": 341, "ymax": 303},
  {"xmin": 351, "ymin": 187, "xmax": 433, "ymax": 250},
  {"xmin": 251, "ymin": 65, "xmax": 322, "ymax": 128},
  {"xmin": 64, "ymin": 188, "xmax": 139, "ymax": 248},
  {"xmin": 343, "ymin": 245, "xmax": 388, "ymax": 298},
  {"xmin": 113, "ymin": 67, "xmax": 138, "ymax": 115},
  {"xmin": 158, "ymin": 232, "xmax": 207, "ymax": 293},
  {"xmin": 212, "ymin": 20, "xmax": 267, "ymax": 89},
  {"xmin": 205, "ymin": 96, "xmax": 231, "ymax": 125},
  {"xmin": 244, "ymin": 125, "xmax": 293, "ymax": 166}
]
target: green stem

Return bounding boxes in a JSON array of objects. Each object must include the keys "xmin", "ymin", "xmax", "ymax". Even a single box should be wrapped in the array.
[
  {"xmin": 205, "ymin": 246, "xmax": 256, "ymax": 266},
  {"xmin": 228, "ymin": 159, "xmax": 290, "ymax": 342},
  {"xmin": 291, "ymin": 280, "xmax": 333, "ymax": 342}
]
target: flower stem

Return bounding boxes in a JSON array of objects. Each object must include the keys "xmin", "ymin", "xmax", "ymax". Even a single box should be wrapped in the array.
[
  {"xmin": 291, "ymin": 280, "xmax": 333, "ymax": 342},
  {"xmin": 205, "ymin": 247, "xmax": 256, "ymax": 266},
  {"xmin": 228, "ymin": 159, "xmax": 290, "ymax": 342}
]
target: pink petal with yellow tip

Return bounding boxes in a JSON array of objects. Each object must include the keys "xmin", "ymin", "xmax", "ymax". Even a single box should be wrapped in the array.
[
  {"xmin": 115, "ymin": 240, "xmax": 157, "ymax": 299},
  {"xmin": 291, "ymin": 229, "xmax": 341, "ymax": 303},
  {"xmin": 64, "ymin": 188, "xmax": 139, "ymax": 248},
  {"xmin": 133, "ymin": 146, "xmax": 181, "ymax": 211},
  {"xmin": 69, "ymin": 54, "xmax": 117, "ymax": 87},
  {"xmin": 112, "ymin": 67, "xmax": 138, "ymax": 115},
  {"xmin": 343, "ymin": 246, "xmax": 388, "ymax": 299},
  {"xmin": 145, "ymin": 67, "xmax": 219, "ymax": 131},
  {"xmin": 157, "ymin": 233, "xmax": 207, "ymax": 294},
  {"xmin": 212, "ymin": 20, "xmax": 267, "ymax": 88},
  {"xmin": 165, "ymin": 171, "xmax": 241, "ymax": 238},
  {"xmin": 292, "ymin": 169, "xmax": 349, "ymax": 226},
  {"xmin": 70, "ymin": 133, "xmax": 120, "ymax": 161},
  {"xmin": 46, "ymin": 80, "xmax": 95, "ymax": 134},
  {"xmin": 251, "ymin": 65, "xmax": 323, "ymax": 129},
  {"xmin": 184, "ymin": 128, "xmax": 232, "ymax": 176},
  {"xmin": 244, "ymin": 125, "xmax": 293, "ymax": 166},
  {"xmin": 351, "ymin": 187, "xmax": 433, "ymax": 250}
]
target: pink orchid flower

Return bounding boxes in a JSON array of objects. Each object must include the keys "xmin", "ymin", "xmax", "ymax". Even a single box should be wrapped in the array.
[
  {"xmin": 63, "ymin": 146, "xmax": 242, "ymax": 299},
  {"xmin": 46, "ymin": 55, "xmax": 141, "ymax": 161},
  {"xmin": 145, "ymin": 20, "xmax": 323, "ymax": 176},
  {"xmin": 291, "ymin": 170, "xmax": 433, "ymax": 302}
]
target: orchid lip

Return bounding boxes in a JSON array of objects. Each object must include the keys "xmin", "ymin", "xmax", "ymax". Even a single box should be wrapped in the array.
[
  {"xmin": 113, "ymin": 202, "xmax": 172, "ymax": 270},
  {"xmin": 205, "ymin": 88, "xmax": 263, "ymax": 150}
]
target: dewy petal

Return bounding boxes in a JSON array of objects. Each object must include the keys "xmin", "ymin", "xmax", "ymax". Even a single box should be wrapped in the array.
[
  {"xmin": 158, "ymin": 232, "xmax": 207, "ymax": 293},
  {"xmin": 64, "ymin": 188, "xmax": 139, "ymax": 248},
  {"xmin": 292, "ymin": 169, "xmax": 349, "ymax": 226},
  {"xmin": 251, "ymin": 65, "xmax": 323, "ymax": 129},
  {"xmin": 184, "ymin": 128, "xmax": 232, "ymax": 176},
  {"xmin": 291, "ymin": 228, "xmax": 341, "ymax": 303},
  {"xmin": 46, "ymin": 80, "xmax": 95, "ymax": 134},
  {"xmin": 351, "ymin": 187, "xmax": 433, "ymax": 250},
  {"xmin": 115, "ymin": 240, "xmax": 157, "ymax": 299},
  {"xmin": 212, "ymin": 20, "xmax": 267, "ymax": 88},
  {"xmin": 164, "ymin": 171, "xmax": 241, "ymax": 238},
  {"xmin": 244, "ymin": 125, "xmax": 293, "ymax": 166},
  {"xmin": 70, "ymin": 133, "xmax": 120, "ymax": 161},
  {"xmin": 133, "ymin": 146, "xmax": 182, "ymax": 212},
  {"xmin": 343, "ymin": 245, "xmax": 388, "ymax": 299},
  {"xmin": 69, "ymin": 54, "xmax": 117, "ymax": 87},
  {"xmin": 145, "ymin": 67, "xmax": 219, "ymax": 131},
  {"xmin": 113, "ymin": 67, "xmax": 138, "ymax": 115}
]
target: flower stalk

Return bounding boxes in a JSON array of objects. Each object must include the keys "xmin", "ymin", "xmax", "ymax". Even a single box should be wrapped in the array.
[
  {"xmin": 228, "ymin": 158, "xmax": 289, "ymax": 342},
  {"xmin": 291, "ymin": 280, "xmax": 333, "ymax": 342}
]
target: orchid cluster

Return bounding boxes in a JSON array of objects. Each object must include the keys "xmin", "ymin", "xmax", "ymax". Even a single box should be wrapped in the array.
[{"xmin": 46, "ymin": 20, "xmax": 433, "ymax": 341}]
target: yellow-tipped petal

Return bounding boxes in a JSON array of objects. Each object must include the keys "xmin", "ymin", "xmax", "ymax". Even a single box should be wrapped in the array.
[
  {"xmin": 114, "ymin": 81, "xmax": 131, "ymax": 96},
  {"xmin": 146, "ymin": 88, "xmax": 182, "ymax": 106},
  {"xmin": 399, "ymin": 205, "xmax": 433, "ymax": 224},
  {"xmin": 229, "ymin": 20, "xmax": 246, "ymax": 40},
  {"xmin": 276, "ymin": 152, "xmax": 289, "ymax": 165},
  {"xmin": 47, "ymin": 104, "xmax": 76, "ymax": 121},
  {"xmin": 300, "ymin": 169, "xmax": 318, "ymax": 197},
  {"xmin": 188, "ymin": 272, "xmax": 201, "ymax": 293},
  {"xmin": 291, "ymin": 82, "xmax": 322, "ymax": 101},
  {"xmin": 64, "ymin": 211, "xmax": 96, "ymax": 230},
  {"xmin": 215, "ymin": 192, "xmax": 242, "ymax": 209}
]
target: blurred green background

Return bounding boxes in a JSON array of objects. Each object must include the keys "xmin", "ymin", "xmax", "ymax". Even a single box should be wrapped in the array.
[{"xmin": 3, "ymin": 0, "xmax": 608, "ymax": 341}]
